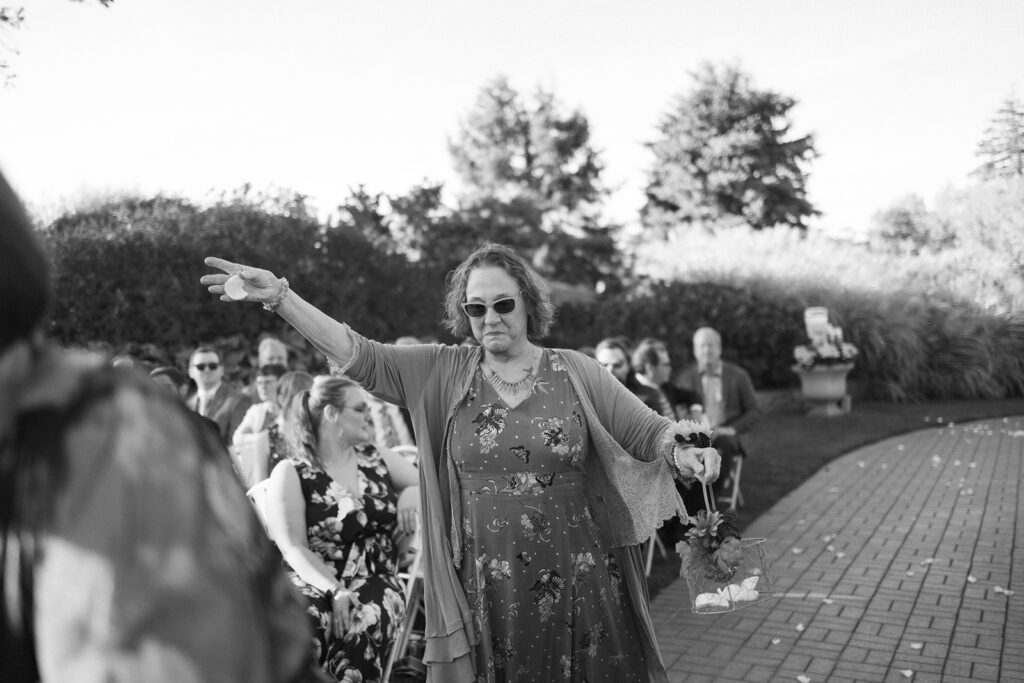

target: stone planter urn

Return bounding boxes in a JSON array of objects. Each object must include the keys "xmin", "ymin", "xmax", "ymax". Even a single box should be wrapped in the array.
[{"xmin": 793, "ymin": 363, "xmax": 854, "ymax": 417}]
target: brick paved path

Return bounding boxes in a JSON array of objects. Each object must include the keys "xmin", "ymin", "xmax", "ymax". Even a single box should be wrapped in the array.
[{"xmin": 650, "ymin": 416, "xmax": 1024, "ymax": 682}]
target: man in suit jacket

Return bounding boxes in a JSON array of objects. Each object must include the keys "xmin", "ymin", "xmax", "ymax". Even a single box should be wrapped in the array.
[
  {"xmin": 632, "ymin": 337, "xmax": 702, "ymax": 420},
  {"xmin": 595, "ymin": 337, "xmax": 675, "ymax": 418},
  {"xmin": 186, "ymin": 345, "xmax": 253, "ymax": 446},
  {"xmin": 676, "ymin": 327, "xmax": 761, "ymax": 499}
]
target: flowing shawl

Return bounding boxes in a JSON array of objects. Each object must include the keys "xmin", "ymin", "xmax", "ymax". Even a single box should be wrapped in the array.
[{"xmin": 336, "ymin": 331, "xmax": 688, "ymax": 683}]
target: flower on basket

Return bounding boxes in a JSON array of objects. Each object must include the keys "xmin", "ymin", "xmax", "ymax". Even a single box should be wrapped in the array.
[
  {"xmin": 676, "ymin": 507, "xmax": 743, "ymax": 583},
  {"xmin": 793, "ymin": 324, "xmax": 858, "ymax": 370}
]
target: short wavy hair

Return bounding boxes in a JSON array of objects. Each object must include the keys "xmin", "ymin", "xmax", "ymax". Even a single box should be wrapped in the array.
[{"xmin": 442, "ymin": 243, "xmax": 556, "ymax": 341}]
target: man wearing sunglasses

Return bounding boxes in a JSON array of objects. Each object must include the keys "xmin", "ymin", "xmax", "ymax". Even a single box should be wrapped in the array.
[{"xmin": 186, "ymin": 345, "xmax": 253, "ymax": 446}]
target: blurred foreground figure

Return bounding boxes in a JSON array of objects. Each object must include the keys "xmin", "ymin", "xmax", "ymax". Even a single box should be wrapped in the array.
[{"xmin": 0, "ymin": 168, "xmax": 326, "ymax": 683}]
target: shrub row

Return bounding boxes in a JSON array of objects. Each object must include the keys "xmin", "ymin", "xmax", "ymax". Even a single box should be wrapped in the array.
[{"xmin": 39, "ymin": 196, "xmax": 1024, "ymax": 400}]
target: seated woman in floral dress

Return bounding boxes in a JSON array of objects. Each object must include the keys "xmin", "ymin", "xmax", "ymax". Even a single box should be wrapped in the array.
[{"xmin": 264, "ymin": 375, "xmax": 420, "ymax": 682}]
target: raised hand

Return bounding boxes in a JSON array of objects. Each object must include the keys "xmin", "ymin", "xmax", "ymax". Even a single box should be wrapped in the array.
[{"xmin": 201, "ymin": 257, "xmax": 282, "ymax": 304}]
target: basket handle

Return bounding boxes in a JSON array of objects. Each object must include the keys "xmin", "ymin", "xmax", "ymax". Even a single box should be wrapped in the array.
[{"xmin": 700, "ymin": 481, "xmax": 717, "ymax": 514}]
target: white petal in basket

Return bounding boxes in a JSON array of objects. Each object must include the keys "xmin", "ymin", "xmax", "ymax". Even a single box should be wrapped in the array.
[
  {"xmin": 694, "ymin": 591, "xmax": 731, "ymax": 610},
  {"xmin": 224, "ymin": 273, "xmax": 249, "ymax": 300}
]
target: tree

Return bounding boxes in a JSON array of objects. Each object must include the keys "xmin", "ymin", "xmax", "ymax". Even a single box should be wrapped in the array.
[
  {"xmin": 1, "ymin": 1, "xmax": 112, "ymax": 84},
  {"xmin": 446, "ymin": 75, "xmax": 622, "ymax": 287},
  {"xmin": 973, "ymin": 96, "xmax": 1024, "ymax": 181},
  {"xmin": 867, "ymin": 194, "xmax": 954, "ymax": 255},
  {"xmin": 642, "ymin": 62, "xmax": 818, "ymax": 233}
]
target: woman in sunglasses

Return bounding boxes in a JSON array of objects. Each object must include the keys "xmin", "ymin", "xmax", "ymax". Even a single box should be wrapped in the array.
[
  {"xmin": 203, "ymin": 243, "xmax": 721, "ymax": 683},
  {"xmin": 0, "ymin": 169, "xmax": 327, "ymax": 682}
]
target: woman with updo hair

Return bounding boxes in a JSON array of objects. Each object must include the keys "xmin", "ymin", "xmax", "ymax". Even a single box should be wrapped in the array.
[{"xmin": 265, "ymin": 374, "xmax": 420, "ymax": 682}]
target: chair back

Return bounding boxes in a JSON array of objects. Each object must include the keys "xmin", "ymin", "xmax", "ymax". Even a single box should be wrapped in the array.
[{"xmin": 246, "ymin": 478, "xmax": 272, "ymax": 534}]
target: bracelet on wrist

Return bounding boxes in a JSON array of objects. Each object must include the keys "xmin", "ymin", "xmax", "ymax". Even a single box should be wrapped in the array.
[
  {"xmin": 671, "ymin": 444, "xmax": 697, "ymax": 484},
  {"xmin": 262, "ymin": 277, "xmax": 290, "ymax": 313}
]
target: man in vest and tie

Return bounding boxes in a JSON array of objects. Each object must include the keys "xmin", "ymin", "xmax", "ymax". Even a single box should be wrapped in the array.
[
  {"xmin": 676, "ymin": 327, "xmax": 761, "ymax": 501},
  {"xmin": 186, "ymin": 345, "xmax": 253, "ymax": 447}
]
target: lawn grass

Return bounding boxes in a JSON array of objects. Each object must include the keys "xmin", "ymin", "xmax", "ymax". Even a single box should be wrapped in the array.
[{"xmin": 645, "ymin": 397, "xmax": 1024, "ymax": 601}]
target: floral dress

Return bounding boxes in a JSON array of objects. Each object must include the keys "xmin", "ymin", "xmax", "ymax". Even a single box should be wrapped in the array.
[
  {"xmin": 450, "ymin": 351, "xmax": 648, "ymax": 682},
  {"xmin": 283, "ymin": 445, "xmax": 407, "ymax": 682}
]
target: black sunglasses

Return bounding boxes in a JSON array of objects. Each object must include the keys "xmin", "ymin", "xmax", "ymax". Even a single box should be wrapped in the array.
[
  {"xmin": 193, "ymin": 363, "xmax": 220, "ymax": 371},
  {"xmin": 462, "ymin": 296, "xmax": 517, "ymax": 318}
]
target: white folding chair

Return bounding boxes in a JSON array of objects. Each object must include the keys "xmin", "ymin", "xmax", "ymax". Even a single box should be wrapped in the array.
[
  {"xmin": 246, "ymin": 478, "xmax": 272, "ymax": 534},
  {"xmin": 391, "ymin": 444, "xmax": 420, "ymax": 467},
  {"xmin": 382, "ymin": 527, "xmax": 424, "ymax": 682},
  {"xmin": 717, "ymin": 457, "xmax": 744, "ymax": 509},
  {"xmin": 644, "ymin": 532, "xmax": 668, "ymax": 577}
]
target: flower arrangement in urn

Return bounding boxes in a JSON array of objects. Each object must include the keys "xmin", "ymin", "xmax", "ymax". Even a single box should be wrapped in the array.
[
  {"xmin": 793, "ymin": 323, "xmax": 858, "ymax": 370},
  {"xmin": 673, "ymin": 420, "xmax": 775, "ymax": 613}
]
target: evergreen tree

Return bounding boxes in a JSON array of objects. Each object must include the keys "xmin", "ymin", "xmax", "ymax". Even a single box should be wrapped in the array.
[
  {"xmin": 973, "ymin": 96, "xmax": 1024, "ymax": 181},
  {"xmin": 446, "ymin": 75, "xmax": 622, "ymax": 287},
  {"xmin": 642, "ymin": 63, "xmax": 818, "ymax": 233}
]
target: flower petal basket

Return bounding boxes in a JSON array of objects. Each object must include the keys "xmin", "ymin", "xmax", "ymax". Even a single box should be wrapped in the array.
[
  {"xmin": 681, "ymin": 536, "xmax": 777, "ymax": 614},
  {"xmin": 678, "ymin": 484, "xmax": 778, "ymax": 614}
]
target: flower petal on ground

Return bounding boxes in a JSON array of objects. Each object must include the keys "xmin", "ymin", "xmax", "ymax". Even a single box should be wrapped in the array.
[
  {"xmin": 967, "ymin": 575, "xmax": 977, "ymax": 583},
  {"xmin": 901, "ymin": 669, "xmax": 914, "ymax": 678},
  {"xmin": 796, "ymin": 623, "xmax": 805, "ymax": 632},
  {"xmin": 910, "ymin": 642, "xmax": 923, "ymax": 650},
  {"xmin": 771, "ymin": 637, "xmax": 781, "ymax": 645},
  {"xmin": 797, "ymin": 675, "xmax": 811, "ymax": 683}
]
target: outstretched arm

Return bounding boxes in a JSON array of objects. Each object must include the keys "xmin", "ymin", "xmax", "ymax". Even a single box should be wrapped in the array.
[{"xmin": 201, "ymin": 257, "xmax": 357, "ymax": 368}]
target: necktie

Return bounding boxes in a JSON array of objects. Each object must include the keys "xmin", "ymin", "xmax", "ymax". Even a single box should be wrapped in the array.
[{"xmin": 701, "ymin": 369, "xmax": 724, "ymax": 428}]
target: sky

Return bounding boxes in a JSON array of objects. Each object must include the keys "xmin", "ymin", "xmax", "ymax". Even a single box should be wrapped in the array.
[{"xmin": 2, "ymin": 0, "xmax": 1022, "ymax": 236}]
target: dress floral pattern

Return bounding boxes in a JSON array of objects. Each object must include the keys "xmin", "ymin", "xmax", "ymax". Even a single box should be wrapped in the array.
[
  {"xmin": 450, "ymin": 351, "xmax": 648, "ymax": 682},
  {"xmin": 278, "ymin": 444, "xmax": 406, "ymax": 682}
]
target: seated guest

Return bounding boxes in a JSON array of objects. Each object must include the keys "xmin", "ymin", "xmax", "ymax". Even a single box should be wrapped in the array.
[
  {"xmin": 244, "ymin": 337, "xmax": 291, "ymax": 400},
  {"xmin": 186, "ymin": 345, "xmax": 253, "ymax": 446},
  {"xmin": 234, "ymin": 363, "xmax": 289, "ymax": 442},
  {"xmin": 265, "ymin": 376, "xmax": 420, "ymax": 682},
  {"xmin": 595, "ymin": 337, "xmax": 674, "ymax": 418},
  {"xmin": 150, "ymin": 365, "xmax": 223, "ymax": 445},
  {"xmin": 275, "ymin": 371, "xmax": 315, "ymax": 424},
  {"xmin": 632, "ymin": 337, "xmax": 702, "ymax": 420},
  {"xmin": 676, "ymin": 327, "xmax": 762, "ymax": 498},
  {"xmin": 231, "ymin": 369, "xmax": 313, "ymax": 489},
  {"xmin": 0, "ymin": 168, "xmax": 324, "ymax": 682}
]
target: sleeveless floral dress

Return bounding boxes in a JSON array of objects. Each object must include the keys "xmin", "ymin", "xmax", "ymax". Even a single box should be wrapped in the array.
[
  {"xmin": 283, "ymin": 445, "xmax": 406, "ymax": 682},
  {"xmin": 449, "ymin": 351, "xmax": 648, "ymax": 682}
]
